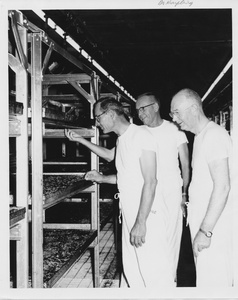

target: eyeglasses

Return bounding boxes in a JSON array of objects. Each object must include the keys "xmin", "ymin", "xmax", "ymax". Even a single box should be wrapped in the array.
[
  {"xmin": 169, "ymin": 105, "xmax": 192, "ymax": 119},
  {"xmin": 136, "ymin": 103, "xmax": 155, "ymax": 114},
  {"xmin": 95, "ymin": 110, "xmax": 107, "ymax": 123}
]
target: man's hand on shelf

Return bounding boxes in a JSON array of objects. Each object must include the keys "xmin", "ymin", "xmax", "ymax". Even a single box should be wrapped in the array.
[
  {"xmin": 64, "ymin": 129, "xmax": 84, "ymax": 143},
  {"xmin": 85, "ymin": 170, "xmax": 104, "ymax": 183}
]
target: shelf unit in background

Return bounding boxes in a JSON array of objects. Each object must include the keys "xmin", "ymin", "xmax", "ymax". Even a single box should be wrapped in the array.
[
  {"xmin": 8, "ymin": 10, "xmax": 29, "ymax": 288},
  {"xmin": 203, "ymin": 67, "xmax": 232, "ymax": 135},
  {"xmin": 40, "ymin": 72, "xmax": 100, "ymax": 288},
  {"xmin": 8, "ymin": 9, "xmax": 133, "ymax": 289},
  {"xmin": 28, "ymin": 17, "xmax": 101, "ymax": 288},
  {"xmin": 8, "ymin": 10, "xmax": 103, "ymax": 289}
]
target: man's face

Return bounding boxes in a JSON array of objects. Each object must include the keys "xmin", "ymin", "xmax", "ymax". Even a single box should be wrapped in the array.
[
  {"xmin": 94, "ymin": 104, "xmax": 112, "ymax": 134},
  {"xmin": 170, "ymin": 95, "xmax": 193, "ymax": 131},
  {"xmin": 136, "ymin": 96, "xmax": 157, "ymax": 126}
]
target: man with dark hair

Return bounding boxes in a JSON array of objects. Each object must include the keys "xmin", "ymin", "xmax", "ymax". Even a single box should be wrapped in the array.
[
  {"xmin": 67, "ymin": 97, "xmax": 175, "ymax": 287},
  {"xmin": 170, "ymin": 88, "xmax": 233, "ymax": 287}
]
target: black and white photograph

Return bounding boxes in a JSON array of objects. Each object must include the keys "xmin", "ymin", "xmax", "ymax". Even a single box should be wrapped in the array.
[{"xmin": 1, "ymin": 0, "xmax": 238, "ymax": 299}]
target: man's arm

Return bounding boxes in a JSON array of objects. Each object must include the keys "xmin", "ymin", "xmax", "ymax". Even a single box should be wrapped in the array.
[
  {"xmin": 178, "ymin": 142, "xmax": 190, "ymax": 217},
  {"xmin": 178, "ymin": 142, "xmax": 190, "ymax": 193},
  {"xmin": 130, "ymin": 150, "xmax": 158, "ymax": 248},
  {"xmin": 193, "ymin": 157, "xmax": 231, "ymax": 257},
  {"xmin": 65, "ymin": 129, "xmax": 115, "ymax": 162}
]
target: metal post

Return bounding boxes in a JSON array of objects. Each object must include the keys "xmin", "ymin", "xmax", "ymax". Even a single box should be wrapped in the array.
[
  {"xmin": 90, "ymin": 74, "xmax": 100, "ymax": 287},
  {"xmin": 15, "ymin": 18, "xmax": 29, "ymax": 288},
  {"xmin": 31, "ymin": 32, "xmax": 43, "ymax": 288},
  {"xmin": 1, "ymin": 6, "xmax": 10, "ymax": 289}
]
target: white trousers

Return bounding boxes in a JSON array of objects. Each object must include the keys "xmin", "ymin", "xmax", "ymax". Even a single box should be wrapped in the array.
[
  {"xmin": 120, "ymin": 207, "xmax": 175, "ymax": 288},
  {"xmin": 189, "ymin": 204, "xmax": 233, "ymax": 287}
]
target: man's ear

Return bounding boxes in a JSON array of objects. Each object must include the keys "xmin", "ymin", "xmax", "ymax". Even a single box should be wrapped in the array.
[
  {"xmin": 154, "ymin": 102, "xmax": 160, "ymax": 112},
  {"xmin": 191, "ymin": 103, "xmax": 198, "ymax": 113},
  {"xmin": 108, "ymin": 109, "xmax": 115, "ymax": 119}
]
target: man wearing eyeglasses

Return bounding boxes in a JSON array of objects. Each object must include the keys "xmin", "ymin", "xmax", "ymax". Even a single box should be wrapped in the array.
[
  {"xmin": 82, "ymin": 97, "xmax": 175, "ymax": 288},
  {"xmin": 135, "ymin": 92, "xmax": 190, "ymax": 285},
  {"xmin": 170, "ymin": 88, "xmax": 233, "ymax": 287}
]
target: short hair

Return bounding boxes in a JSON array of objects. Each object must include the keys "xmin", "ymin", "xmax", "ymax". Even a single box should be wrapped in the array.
[
  {"xmin": 137, "ymin": 92, "xmax": 161, "ymax": 107},
  {"xmin": 94, "ymin": 97, "xmax": 125, "ymax": 116},
  {"xmin": 174, "ymin": 88, "xmax": 202, "ymax": 108}
]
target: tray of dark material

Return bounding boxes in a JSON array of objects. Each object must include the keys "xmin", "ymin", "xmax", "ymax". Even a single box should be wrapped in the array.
[
  {"xmin": 43, "ymin": 201, "xmax": 114, "ymax": 287},
  {"xmin": 43, "ymin": 229, "xmax": 97, "ymax": 287},
  {"xmin": 43, "ymin": 175, "xmax": 93, "ymax": 209},
  {"xmin": 10, "ymin": 206, "xmax": 26, "ymax": 227}
]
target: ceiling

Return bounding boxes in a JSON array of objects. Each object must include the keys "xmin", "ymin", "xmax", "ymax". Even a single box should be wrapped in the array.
[{"xmin": 23, "ymin": 9, "xmax": 232, "ymax": 116}]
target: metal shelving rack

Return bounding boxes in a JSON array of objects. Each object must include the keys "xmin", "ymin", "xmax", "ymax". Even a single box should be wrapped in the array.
[
  {"xmin": 8, "ymin": 9, "xmax": 134, "ymax": 289},
  {"xmin": 29, "ymin": 16, "xmax": 101, "ymax": 288},
  {"xmin": 8, "ymin": 10, "xmax": 29, "ymax": 288},
  {"xmin": 40, "ymin": 73, "xmax": 100, "ymax": 287},
  {"xmin": 8, "ymin": 10, "xmax": 102, "ymax": 288}
]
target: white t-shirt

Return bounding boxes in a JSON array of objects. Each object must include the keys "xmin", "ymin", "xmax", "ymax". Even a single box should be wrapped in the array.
[
  {"xmin": 115, "ymin": 123, "xmax": 158, "ymax": 219},
  {"xmin": 188, "ymin": 122, "xmax": 233, "ymax": 287},
  {"xmin": 189, "ymin": 121, "xmax": 232, "ymax": 230},
  {"xmin": 116, "ymin": 123, "xmax": 157, "ymax": 193},
  {"xmin": 146, "ymin": 120, "xmax": 188, "ymax": 190}
]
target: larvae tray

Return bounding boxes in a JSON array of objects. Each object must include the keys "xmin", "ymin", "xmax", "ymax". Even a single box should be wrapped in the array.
[
  {"xmin": 43, "ymin": 175, "xmax": 93, "ymax": 209},
  {"xmin": 43, "ymin": 229, "xmax": 97, "ymax": 287},
  {"xmin": 43, "ymin": 106, "xmax": 78, "ymax": 123},
  {"xmin": 43, "ymin": 201, "xmax": 114, "ymax": 287},
  {"xmin": 10, "ymin": 206, "xmax": 26, "ymax": 227}
]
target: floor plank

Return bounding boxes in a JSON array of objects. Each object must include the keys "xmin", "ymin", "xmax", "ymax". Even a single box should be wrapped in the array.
[{"xmin": 53, "ymin": 221, "xmax": 120, "ymax": 288}]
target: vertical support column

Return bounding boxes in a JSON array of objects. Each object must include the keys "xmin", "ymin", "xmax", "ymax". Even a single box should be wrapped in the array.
[
  {"xmin": 0, "ymin": 5, "xmax": 10, "ymax": 289},
  {"xmin": 31, "ymin": 32, "xmax": 43, "ymax": 288},
  {"xmin": 15, "ymin": 23, "xmax": 29, "ymax": 288},
  {"xmin": 42, "ymin": 87, "xmax": 48, "ymax": 162},
  {"xmin": 61, "ymin": 105, "xmax": 66, "ymax": 157},
  {"xmin": 91, "ymin": 127, "xmax": 99, "ymax": 230},
  {"xmin": 90, "ymin": 74, "xmax": 100, "ymax": 287}
]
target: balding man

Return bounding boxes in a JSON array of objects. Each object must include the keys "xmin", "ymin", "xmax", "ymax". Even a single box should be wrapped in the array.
[
  {"xmin": 170, "ymin": 88, "xmax": 233, "ymax": 287},
  {"xmin": 136, "ymin": 92, "xmax": 190, "ymax": 283}
]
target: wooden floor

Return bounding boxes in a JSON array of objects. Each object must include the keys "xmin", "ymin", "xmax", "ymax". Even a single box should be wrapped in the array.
[
  {"xmin": 52, "ymin": 218, "xmax": 196, "ymax": 288},
  {"xmin": 53, "ymin": 220, "xmax": 121, "ymax": 288}
]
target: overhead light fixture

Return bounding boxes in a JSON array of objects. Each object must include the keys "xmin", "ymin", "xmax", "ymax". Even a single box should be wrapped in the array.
[
  {"xmin": 32, "ymin": 10, "xmax": 135, "ymax": 102},
  {"xmin": 202, "ymin": 58, "xmax": 232, "ymax": 101},
  {"xmin": 92, "ymin": 59, "xmax": 108, "ymax": 77},
  {"xmin": 67, "ymin": 36, "xmax": 81, "ymax": 51}
]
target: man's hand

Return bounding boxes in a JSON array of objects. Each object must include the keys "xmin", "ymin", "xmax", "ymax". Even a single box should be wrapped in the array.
[
  {"xmin": 193, "ymin": 230, "xmax": 211, "ymax": 257},
  {"xmin": 65, "ymin": 129, "xmax": 84, "ymax": 143},
  {"xmin": 130, "ymin": 221, "xmax": 146, "ymax": 248},
  {"xmin": 84, "ymin": 170, "xmax": 103, "ymax": 183}
]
